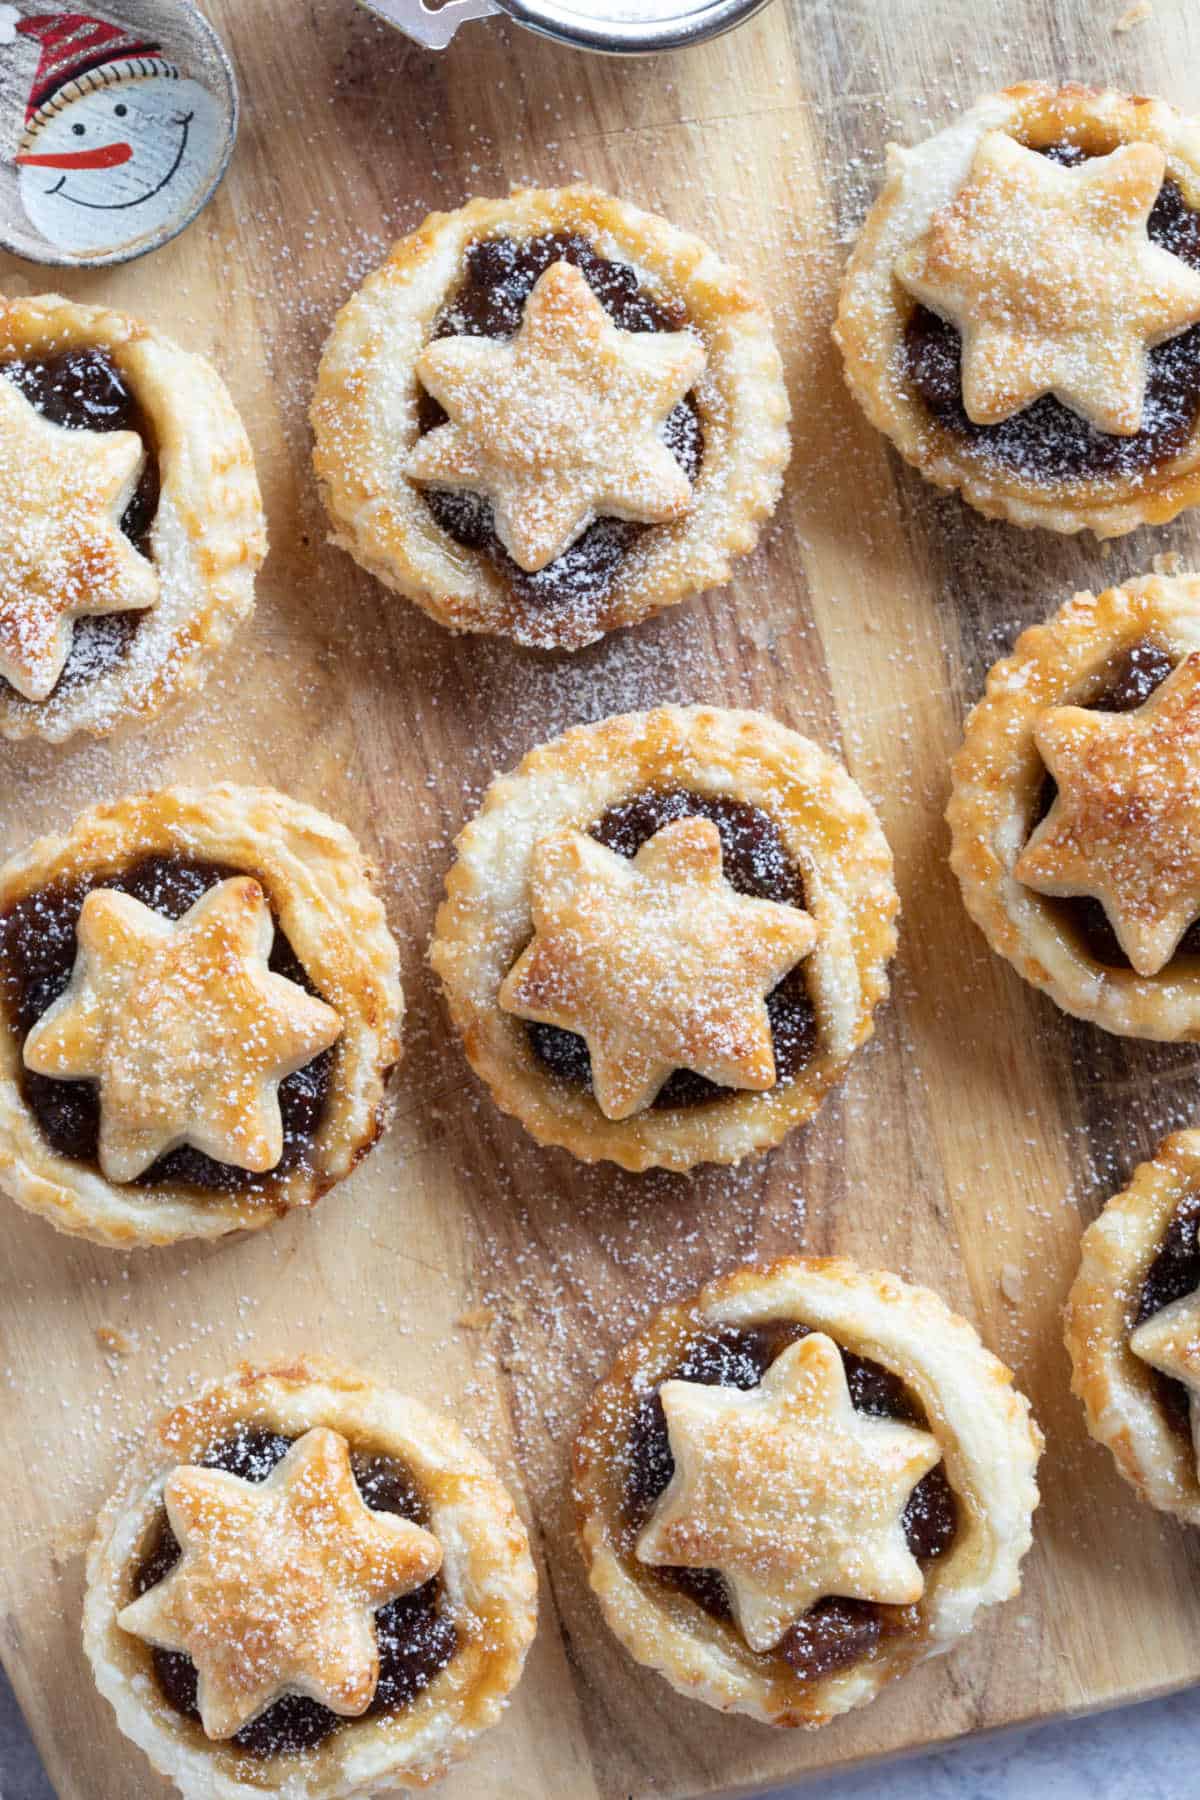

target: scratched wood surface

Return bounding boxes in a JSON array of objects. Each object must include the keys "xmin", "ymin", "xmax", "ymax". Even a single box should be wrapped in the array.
[{"xmin": 3, "ymin": 1, "xmax": 1200, "ymax": 1795}]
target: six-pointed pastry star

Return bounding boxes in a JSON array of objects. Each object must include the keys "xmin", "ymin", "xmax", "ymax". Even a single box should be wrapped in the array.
[
  {"xmin": 894, "ymin": 130, "xmax": 1200, "ymax": 436},
  {"xmin": 22, "ymin": 875, "xmax": 343, "ymax": 1182},
  {"xmin": 1015, "ymin": 652, "xmax": 1200, "ymax": 978},
  {"xmin": 117, "ymin": 1426, "xmax": 443, "ymax": 1740},
  {"xmin": 0, "ymin": 375, "xmax": 159, "ymax": 701},
  {"xmin": 498, "ymin": 816, "xmax": 817, "ymax": 1120},
  {"xmin": 405, "ymin": 258, "xmax": 707, "ymax": 573},
  {"xmin": 1130, "ymin": 1287, "xmax": 1200, "ymax": 1475},
  {"xmin": 636, "ymin": 1333, "xmax": 941, "ymax": 1651}
]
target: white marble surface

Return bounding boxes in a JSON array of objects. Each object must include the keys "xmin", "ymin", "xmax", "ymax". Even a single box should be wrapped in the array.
[
  {"xmin": 768, "ymin": 1688, "xmax": 1199, "ymax": 1799},
  {"xmin": 2, "ymin": 1669, "xmax": 1197, "ymax": 1798}
]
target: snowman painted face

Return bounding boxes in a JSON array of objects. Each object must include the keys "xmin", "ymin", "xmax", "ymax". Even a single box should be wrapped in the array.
[{"xmin": 16, "ymin": 71, "xmax": 223, "ymax": 257}]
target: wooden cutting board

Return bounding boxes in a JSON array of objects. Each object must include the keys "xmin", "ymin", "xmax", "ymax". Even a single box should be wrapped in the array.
[{"xmin": 4, "ymin": 1, "xmax": 1200, "ymax": 1795}]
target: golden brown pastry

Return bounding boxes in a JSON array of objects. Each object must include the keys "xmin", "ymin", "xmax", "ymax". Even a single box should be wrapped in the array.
[
  {"xmin": 85, "ymin": 1360, "xmax": 537, "ymax": 1797},
  {"xmin": 836, "ymin": 83, "xmax": 1200, "ymax": 537},
  {"xmin": 0, "ymin": 294, "xmax": 264, "ymax": 741},
  {"xmin": 431, "ymin": 705, "xmax": 898, "ymax": 1171},
  {"xmin": 1066, "ymin": 1130, "xmax": 1200, "ymax": 1524},
  {"xmin": 312, "ymin": 187, "xmax": 789, "ymax": 649},
  {"xmin": 0, "ymin": 785, "xmax": 402, "ymax": 1246},
  {"xmin": 574, "ymin": 1258, "xmax": 1042, "ymax": 1726},
  {"xmin": 947, "ymin": 570, "xmax": 1200, "ymax": 1038}
]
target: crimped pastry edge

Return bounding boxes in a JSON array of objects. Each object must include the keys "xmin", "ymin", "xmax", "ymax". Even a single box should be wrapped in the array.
[
  {"xmin": 429, "ymin": 705, "xmax": 898, "ymax": 1171},
  {"xmin": 83, "ymin": 1358, "xmax": 538, "ymax": 1798},
  {"xmin": 946, "ymin": 571, "xmax": 1200, "ymax": 1039},
  {"xmin": 573, "ymin": 1257, "xmax": 1042, "ymax": 1727},
  {"xmin": 1065, "ymin": 1131, "xmax": 1200, "ymax": 1525},
  {"xmin": 0, "ymin": 293, "xmax": 266, "ymax": 742},
  {"xmin": 0, "ymin": 784, "xmax": 403, "ymax": 1246},
  {"xmin": 834, "ymin": 82, "xmax": 1200, "ymax": 538},
  {"xmin": 311, "ymin": 186, "xmax": 790, "ymax": 649}
]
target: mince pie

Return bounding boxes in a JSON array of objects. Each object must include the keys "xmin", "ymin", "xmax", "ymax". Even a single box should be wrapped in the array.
[
  {"xmin": 836, "ymin": 83, "xmax": 1200, "ymax": 537},
  {"xmin": 948, "ymin": 570, "xmax": 1200, "ymax": 1038},
  {"xmin": 84, "ymin": 1359, "xmax": 537, "ymax": 1797},
  {"xmin": 0, "ymin": 785, "xmax": 402, "ymax": 1246},
  {"xmin": 0, "ymin": 294, "xmax": 265, "ymax": 742},
  {"xmin": 311, "ymin": 187, "xmax": 789, "ymax": 650},
  {"xmin": 430, "ymin": 706, "xmax": 898, "ymax": 1171},
  {"xmin": 574, "ymin": 1257, "xmax": 1041, "ymax": 1726},
  {"xmin": 1066, "ymin": 1130, "xmax": 1200, "ymax": 1524}
]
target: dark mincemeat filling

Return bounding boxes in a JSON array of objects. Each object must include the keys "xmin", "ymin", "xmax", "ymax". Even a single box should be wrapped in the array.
[
  {"xmin": 132, "ymin": 1425, "xmax": 456, "ymax": 1758},
  {"xmin": 1, "ymin": 349, "xmax": 160, "ymax": 697},
  {"xmin": 904, "ymin": 140, "xmax": 1200, "ymax": 482},
  {"xmin": 527, "ymin": 787, "xmax": 817, "ymax": 1111},
  {"xmin": 623, "ymin": 1323, "xmax": 957, "ymax": 1682},
  {"xmin": 0, "ymin": 855, "xmax": 333, "ymax": 1195},
  {"xmin": 1135, "ymin": 1193, "xmax": 1200, "ymax": 1444},
  {"xmin": 416, "ymin": 231, "xmax": 704, "ymax": 614},
  {"xmin": 1027, "ymin": 640, "xmax": 1200, "ymax": 968}
]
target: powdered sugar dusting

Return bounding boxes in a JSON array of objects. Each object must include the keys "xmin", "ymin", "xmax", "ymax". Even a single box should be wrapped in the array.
[{"xmin": 3, "ymin": 1, "xmax": 1200, "ymax": 1785}]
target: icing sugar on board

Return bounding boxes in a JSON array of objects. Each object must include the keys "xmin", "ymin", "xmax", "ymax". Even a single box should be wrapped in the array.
[{"xmin": 2, "ymin": 1, "xmax": 1200, "ymax": 1796}]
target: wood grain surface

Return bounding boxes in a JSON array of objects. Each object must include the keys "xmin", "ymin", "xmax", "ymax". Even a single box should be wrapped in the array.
[{"xmin": 3, "ymin": 2, "xmax": 1200, "ymax": 1796}]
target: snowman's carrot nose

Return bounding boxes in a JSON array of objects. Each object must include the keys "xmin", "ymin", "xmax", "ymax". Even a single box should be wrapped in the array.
[{"xmin": 16, "ymin": 141, "xmax": 133, "ymax": 171}]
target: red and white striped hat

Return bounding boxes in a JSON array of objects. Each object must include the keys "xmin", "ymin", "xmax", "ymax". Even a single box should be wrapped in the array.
[{"xmin": 15, "ymin": 11, "xmax": 176, "ymax": 133}]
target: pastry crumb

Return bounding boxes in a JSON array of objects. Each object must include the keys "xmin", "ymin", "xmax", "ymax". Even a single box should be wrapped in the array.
[
  {"xmin": 1113, "ymin": 1, "xmax": 1152, "ymax": 30},
  {"xmin": 96, "ymin": 1324, "xmax": 137, "ymax": 1357},
  {"xmin": 1000, "ymin": 1264, "xmax": 1024, "ymax": 1305},
  {"xmin": 1153, "ymin": 550, "xmax": 1183, "ymax": 577},
  {"xmin": 456, "ymin": 1305, "xmax": 496, "ymax": 1330}
]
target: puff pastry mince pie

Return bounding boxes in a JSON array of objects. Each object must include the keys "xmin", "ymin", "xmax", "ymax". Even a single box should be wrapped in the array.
[
  {"xmin": 836, "ymin": 83, "xmax": 1200, "ymax": 537},
  {"xmin": 84, "ymin": 1360, "xmax": 537, "ymax": 1798},
  {"xmin": 948, "ymin": 570, "xmax": 1200, "ymax": 1039},
  {"xmin": 311, "ymin": 187, "xmax": 789, "ymax": 649},
  {"xmin": 1066, "ymin": 1131, "xmax": 1200, "ymax": 1524},
  {"xmin": 0, "ymin": 294, "xmax": 265, "ymax": 741},
  {"xmin": 430, "ymin": 706, "xmax": 898, "ymax": 1171},
  {"xmin": 0, "ymin": 785, "xmax": 402, "ymax": 1246},
  {"xmin": 574, "ymin": 1258, "xmax": 1041, "ymax": 1726}
]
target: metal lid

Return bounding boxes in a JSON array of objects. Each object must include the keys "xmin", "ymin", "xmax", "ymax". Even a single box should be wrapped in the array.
[
  {"xmin": 497, "ymin": 0, "xmax": 774, "ymax": 52},
  {"xmin": 0, "ymin": 0, "xmax": 237, "ymax": 268},
  {"xmin": 359, "ymin": 0, "xmax": 773, "ymax": 54}
]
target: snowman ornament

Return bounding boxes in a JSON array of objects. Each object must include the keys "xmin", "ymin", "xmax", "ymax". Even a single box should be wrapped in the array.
[{"xmin": 0, "ymin": 5, "xmax": 235, "ymax": 263}]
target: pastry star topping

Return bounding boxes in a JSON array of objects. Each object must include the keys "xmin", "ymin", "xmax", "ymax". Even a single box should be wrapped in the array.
[
  {"xmin": 1015, "ymin": 653, "xmax": 1200, "ymax": 977},
  {"xmin": 23, "ymin": 876, "xmax": 343, "ymax": 1182},
  {"xmin": 406, "ymin": 258, "xmax": 706, "ymax": 572},
  {"xmin": 636, "ymin": 1334, "xmax": 941, "ymax": 1651},
  {"xmin": 0, "ymin": 376, "xmax": 159, "ymax": 700},
  {"xmin": 498, "ymin": 817, "xmax": 817, "ymax": 1119},
  {"xmin": 117, "ymin": 1427, "xmax": 443, "ymax": 1740},
  {"xmin": 895, "ymin": 131, "xmax": 1200, "ymax": 435},
  {"xmin": 1130, "ymin": 1289, "xmax": 1200, "ymax": 1473}
]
